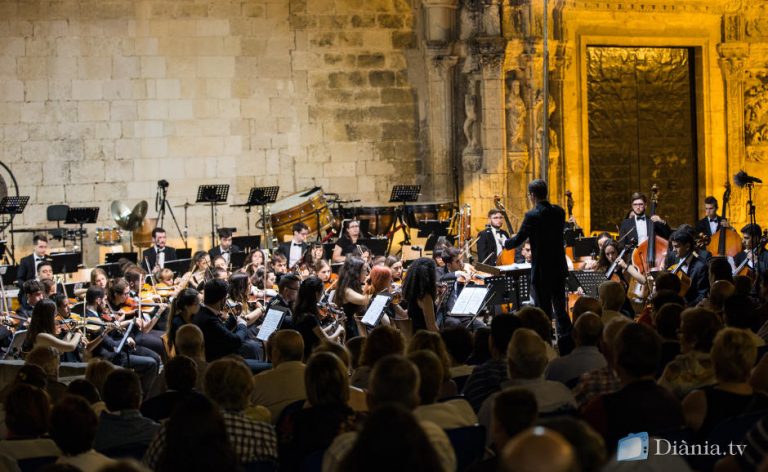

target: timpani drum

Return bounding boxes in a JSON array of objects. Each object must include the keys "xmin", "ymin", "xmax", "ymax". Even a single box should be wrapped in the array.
[
  {"xmin": 270, "ymin": 189, "xmax": 335, "ymax": 242},
  {"xmin": 353, "ymin": 206, "xmax": 396, "ymax": 236},
  {"xmin": 404, "ymin": 201, "xmax": 456, "ymax": 227}
]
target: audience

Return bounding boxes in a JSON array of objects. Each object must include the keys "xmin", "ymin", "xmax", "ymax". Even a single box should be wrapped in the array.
[
  {"xmin": 350, "ymin": 325, "xmax": 405, "ymax": 389},
  {"xmin": 0, "ymin": 384, "xmax": 60, "ymax": 466},
  {"xmin": 409, "ymin": 350, "xmax": 477, "ymax": 429},
  {"xmin": 146, "ymin": 324, "xmax": 208, "ymax": 398},
  {"xmin": 140, "ymin": 356, "xmax": 205, "ymax": 421},
  {"xmin": 558, "ymin": 296, "xmax": 603, "ymax": 356},
  {"xmin": 517, "ymin": 307, "xmax": 557, "ymax": 360},
  {"xmin": 541, "ymin": 418, "xmax": 606, "ymax": 472},
  {"xmin": 654, "ymin": 302, "xmax": 684, "ymax": 375},
  {"xmin": 545, "ymin": 313, "xmax": 606, "ymax": 385},
  {"xmin": 52, "ymin": 395, "xmax": 117, "ymax": 471},
  {"xmin": 597, "ymin": 281, "xmax": 626, "ymax": 325},
  {"xmin": 66, "ymin": 379, "xmax": 107, "ymax": 416},
  {"xmin": 24, "ymin": 346, "xmax": 67, "ymax": 403},
  {"xmin": 406, "ymin": 331, "xmax": 458, "ymax": 398},
  {"xmin": 572, "ymin": 317, "xmax": 630, "ymax": 407},
  {"xmin": 499, "ymin": 427, "xmax": 577, "ymax": 472},
  {"xmin": 440, "ymin": 326, "xmax": 475, "ymax": 381},
  {"xmin": 252, "ymin": 330, "xmax": 307, "ymax": 422}
]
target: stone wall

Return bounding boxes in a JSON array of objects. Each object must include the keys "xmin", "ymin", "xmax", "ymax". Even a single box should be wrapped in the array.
[{"xmin": 0, "ymin": 0, "xmax": 423, "ymax": 263}]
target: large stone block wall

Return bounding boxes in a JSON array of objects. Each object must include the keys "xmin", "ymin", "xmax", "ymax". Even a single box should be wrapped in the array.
[{"xmin": 0, "ymin": 0, "xmax": 422, "ymax": 262}]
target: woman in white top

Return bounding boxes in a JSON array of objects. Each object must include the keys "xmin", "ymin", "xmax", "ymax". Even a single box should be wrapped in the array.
[{"xmin": 23, "ymin": 299, "xmax": 82, "ymax": 354}]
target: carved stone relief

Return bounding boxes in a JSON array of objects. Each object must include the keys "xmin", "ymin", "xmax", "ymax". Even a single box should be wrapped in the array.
[{"xmin": 744, "ymin": 70, "xmax": 768, "ymax": 162}]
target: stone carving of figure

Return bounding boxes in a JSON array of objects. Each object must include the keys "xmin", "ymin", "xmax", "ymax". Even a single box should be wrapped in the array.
[
  {"xmin": 506, "ymin": 79, "xmax": 526, "ymax": 152},
  {"xmin": 463, "ymin": 85, "xmax": 479, "ymax": 152}
]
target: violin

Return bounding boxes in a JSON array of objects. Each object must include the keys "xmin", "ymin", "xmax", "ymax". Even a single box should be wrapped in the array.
[
  {"xmin": 324, "ymin": 273, "xmax": 339, "ymax": 291},
  {"xmin": 0, "ymin": 312, "xmax": 27, "ymax": 328}
]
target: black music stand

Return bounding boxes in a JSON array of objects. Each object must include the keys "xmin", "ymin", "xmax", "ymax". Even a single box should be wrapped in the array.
[
  {"xmin": 567, "ymin": 271, "xmax": 606, "ymax": 297},
  {"xmin": 485, "ymin": 267, "xmax": 532, "ymax": 311},
  {"xmin": 572, "ymin": 237, "xmax": 599, "ymax": 258},
  {"xmin": 232, "ymin": 235, "xmax": 261, "ymax": 252},
  {"xmin": 197, "ymin": 185, "xmax": 229, "ymax": 249},
  {"xmin": 358, "ymin": 238, "xmax": 388, "ymax": 257},
  {"xmin": 247, "ymin": 186, "xmax": 279, "ymax": 251},
  {"xmin": 0, "ymin": 196, "xmax": 30, "ymax": 264},
  {"xmin": 165, "ymin": 258, "xmax": 192, "ymax": 277},
  {"xmin": 385, "ymin": 185, "xmax": 421, "ymax": 255},
  {"xmin": 96, "ymin": 263, "xmax": 123, "ymax": 279},
  {"xmin": 105, "ymin": 252, "xmax": 138, "ymax": 264},
  {"xmin": 65, "ymin": 207, "xmax": 98, "ymax": 262},
  {"xmin": 50, "ymin": 253, "xmax": 83, "ymax": 276}
]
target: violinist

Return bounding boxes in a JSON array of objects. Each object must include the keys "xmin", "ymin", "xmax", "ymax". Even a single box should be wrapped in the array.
[
  {"xmin": 667, "ymin": 230, "xmax": 710, "ymax": 306},
  {"xmin": 41, "ymin": 278, "xmax": 57, "ymax": 297},
  {"xmin": 240, "ymin": 248, "xmax": 268, "ymax": 278},
  {"xmin": 695, "ymin": 196, "xmax": 730, "ymax": 237},
  {"xmin": 384, "ymin": 256, "xmax": 403, "ymax": 284},
  {"xmin": 165, "ymin": 288, "xmax": 201, "ymax": 354},
  {"xmin": 228, "ymin": 273, "xmax": 265, "ymax": 335},
  {"xmin": 37, "ymin": 260, "xmax": 54, "ymax": 283},
  {"xmin": 315, "ymin": 259, "xmax": 335, "ymax": 289},
  {"xmin": 293, "ymin": 276, "xmax": 344, "ymax": 359},
  {"xmin": 333, "ymin": 257, "xmax": 370, "ymax": 338},
  {"xmin": 106, "ymin": 279, "xmax": 166, "ymax": 361},
  {"xmin": 365, "ymin": 265, "xmax": 403, "ymax": 325},
  {"xmin": 437, "ymin": 247, "xmax": 485, "ymax": 330},
  {"xmin": 402, "ymin": 257, "xmax": 439, "ymax": 333},
  {"xmin": 184, "ymin": 251, "xmax": 212, "ymax": 290},
  {"xmin": 191, "ymin": 278, "xmax": 249, "ymax": 362},
  {"xmin": 278, "ymin": 222, "xmax": 310, "ymax": 270},
  {"xmin": 295, "ymin": 241, "xmax": 326, "ymax": 278},
  {"xmin": 271, "ymin": 252, "xmax": 288, "ymax": 280},
  {"xmin": 16, "ymin": 279, "xmax": 44, "ymax": 320},
  {"xmin": 619, "ymin": 192, "xmax": 671, "ymax": 244},
  {"xmin": 52, "ymin": 293, "xmax": 82, "ymax": 362},
  {"xmin": 734, "ymin": 224, "xmax": 768, "ymax": 273},
  {"xmin": 212, "ymin": 255, "xmax": 228, "ymax": 274},
  {"xmin": 22, "ymin": 298, "xmax": 82, "ymax": 355},
  {"xmin": 596, "ymin": 241, "xmax": 646, "ymax": 287},
  {"xmin": 332, "ymin": 220, "xmax": 361, "ymax": 263},
  {"xmin": 266, "ymin": 273, "xmax": 300, "ymax": 329}
]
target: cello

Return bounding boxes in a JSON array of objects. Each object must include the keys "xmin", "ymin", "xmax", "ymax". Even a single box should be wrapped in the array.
[
  {"xmin": 630, "ymin": 185, "xmax": 668, "ymax": 300},
  {"xmin": 706, "ymin": 181, "xmax": 742, "ymax": 258},
  {"xmin": 493, "ymin": 195, "xmax": 516, "ymax": 265}
]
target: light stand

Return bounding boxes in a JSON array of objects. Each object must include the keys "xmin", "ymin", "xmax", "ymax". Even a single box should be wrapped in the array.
[{"xmin": 157, "ymin": 180, "xmax": 188, "ymax": 248}]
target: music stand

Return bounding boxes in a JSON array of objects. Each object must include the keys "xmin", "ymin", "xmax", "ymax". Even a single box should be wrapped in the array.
[
  {"xmin": 230, "ymin": 251, "xmax": 247, "ymax": 271},
  {"xmin": 0, "ymin": 196, "xmax": 30, "ymax": 264},
  {"xmin": 247, "ymin": 186, "xmax": 279, "ymax": 252},
  {"xmin": 165, "ymin": 258, "xmax": 192, "ymax": 277},
  {"xmin": 572, "ymin": 237, "xmax": 599, "ymax": 259},
  {"xmin": 567, "ymin": 271, "xmax": 605, "ymax": 297},
  {"xmin": 50, "ymin": 253, "xmax": 83, "ymax": 276},
  {"xmin": 196, "ymin": 185, "xmax": 230, "ymax": 248},
  {"xmin": 232, "ymin": 235, "xmax": 261, "ymax": 253},
  {"xmin": 65, "ymin": 207, "xmax": 99, "ymax": 262},
  {"xmin": 358, "ymin": 238, "xmax": 388, "ymax": 257},
  {"xmin": 385, "ymin": 185, "xmax": 421, "ymax": 255},
  {"xmin": 176, "ymin": 248, "xmax": 192, "ymax": 260},
  {"xmin": 485, "ymin": 266, "xmax": 532, "ymax": 311},
  {"xmin": 96, "ymin": 263, "xmax": 123, "ymax": 279},
  {"xmin": 105, "ymin": 252, "xmax": 138, "ymax": 264},
  {"xmin": 362, "ymin": 294, "xmax": 391, "ymax": 328}
]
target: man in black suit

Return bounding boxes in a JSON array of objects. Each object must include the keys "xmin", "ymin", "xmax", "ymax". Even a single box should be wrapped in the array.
[
  {"xmin": 618, "ymin": 192, "xmax": 671, "ymax": 245},
  {"xmin": 668, "ymin": 230, "xmax": 709, "ymax": 306},
  {"xmin": 476, "ymin": 210, "xmax": 509, "ymax": 266},
  {"xmin": 278, "ymin": 222, "xmax": 310, "ymax": 270},
  {"xmin": 694, "ymin": 196, "xmax": 730, "ymax": 238},
  {"xmin": 734, "ymin": 223, "xmax": 768, "ymax": 275},
  {"xmin": 209, "ymin": 228, "xmax": 241, "ymax": 266},
  {"xmin": 16, "ymin": 234, "xmax": 49, "ymax": 285},
  {"xmin": 504, "ymin": 179, "xmax": 571, "ymax": 336},
  {"xmin": 193, "ymin": 278, "xmax": 248, "ymax": 362},
  {"xmin": 143, "ymin": 227, "xmax": 177, "ymax": 271}
]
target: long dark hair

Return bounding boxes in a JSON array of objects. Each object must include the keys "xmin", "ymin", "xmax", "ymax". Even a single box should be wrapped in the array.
[
  {"xmin": 334, "ymin": 257, "xmax": 365, "ymax": 306},
  {"xmin": 596, "ymin": 240, "xmax": 621, "ymax": 271},
  {"xmin": 27, "ymin": 298, "xmax": 57, "ymax": 342},
  {"xmin": 402, "ymin": 257, "xmax": 437, "ymax": 302},
  {"xmin": 228, "ymin": 273, "xmax": 250, "ymax": 306},
  {"xmin": 167, "ymin": 288, "xmax": 200, "ymax": 348},
  {"xmin": 294, "ymin": 276, "xmax": 323, "ymax": 326},
  {"xmin": 189, "ymin": 251, "xmax": 210, "ymax": 274}
]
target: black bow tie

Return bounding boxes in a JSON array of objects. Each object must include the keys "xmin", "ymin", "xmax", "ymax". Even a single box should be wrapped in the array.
[
  {"xmin": 157, "ymin": 248, "xmax": 164, "ymax": 253},
  {"xmin": 710, "ymin": 218, "xmax": 718, "ymax": 223},
  {"xmin": 636, "ymin": 216, "xmax": 645, "ymax": 221}
]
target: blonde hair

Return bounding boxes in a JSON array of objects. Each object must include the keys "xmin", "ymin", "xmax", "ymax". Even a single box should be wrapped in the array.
[
  {"xmin": 507, "ymin": 328, "xmax": 548, "ymax": 379},
  {"xmin": 205, "ymin": 357, "xmax": 254, "ymax": 410},
  {"xmin": 711, "ymin": 328, "xmax": 757, "ymax": 383}
]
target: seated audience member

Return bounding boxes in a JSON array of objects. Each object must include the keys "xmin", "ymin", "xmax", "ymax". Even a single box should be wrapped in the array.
[
  {"xmin": 24, "ymin": 345, "xmax": 68, "ymax": 403},
  {"xmin": 698, "ymin": 279, "xmax": 735, "ymax": 315},
  {"xmin": 313, "ymin": 341, "xmax": 368, "ymax": 412},
  {"xmin": 658, "ymin": 307, "xmax": 720, "ymax": 398},
  {"xmin": 581, "ymin": 323, "xmax": 684, "ymax": 450},
  {"xmin": 682, "ymin": 327, "xmax": 768, "ymax": 440},
  {"xmin": 718, "ymin": 413, "xmax": 768, "ymax": 472},
  {"xmin": 345, "ymin": 336, "xmax": 364, "ymax": 370},
  {"xmin": 572, "ymin": 317, "xmax": 630, "ymax": 407},
  {"xmin": 279, "ymin": 352, "xmax": 361, "ymax": 470},
  {"xmin": 440, "ymin": 326, "xmax": 475, "ymax": 381},
  {"xmin": 140, "ymin": 355, "xmax": 205, "ymax": 422},
  {"xmin": 723, "ymin": 294, "xmax": 766, "ymax": 347},
  {"xmin": 52, "ymin": 395, "xmax": 117, "ymax": 470},
  {"xmin": 66, "ymin": 379, "xmax": 107, "ymax": 416},
  {"xmin": 409, "ymin": 350, "xmax": 477, "ymax": 429},
  {"xmin": 499, "ymin": 427, "xmax": 577, "ymax": 472},
  {"xmin": 545, "ymin": 313, "xmax": 606, "ymax": 385},
  {"xmin": 147, "ymin": 324, "xmax": 208, "ymax": 398},
  {"xmin": 654, "ymin": 302, "xmax": 684, "ymax": 376},
  {"xmin": 144, "ymin": 358, "xmax": 278, "ymax": 468},
  {"xmin": 350, "ymin": 325, "xmax": 405, "ymax": 389},
  {"xmin": 84, "ymin": 359, "xmax": 116, "ymax": 399},
  {"xmin": 0, "ymin": 384, "xmax": 60, "ymax": 466},
  {"xmin": 479, "ymin": 329, "xmax": 576, "ymax": 434},
  {"xmin": 251, "ymin": 330, "xmax": 307, "ymax": 422},
  {"xmin": 337, "ymin": 404, "xmax": 444, "ymax": 472},
  {"xmin": 463, "ymin": 315, "xmax": 522, "ymax": 411},
  {"xmin": 540, "ymin": 418, "xmax": 607, "ymax": 472},
  {"xmin": 94, "ymin": 369, "xmax": 160, "ymax": 456},
  {"xmin": 516, "ymin": 307, "xmax": 558, "ymax": 360},
  {"xmin": 558, "ymin": 296, "xmax": 603, "ymax": 357},
  {"xmin": 323, "ymin": 355, "xmax": 456, "ymax": 472},
  {"xmin": 407, "ymin": 331, "xmax": 458, "ymax": 398},
  {"xmin": 466, "ymin": 327, "xmax": 492, "ymax": 366},
  {"xmin": 597, "ymin": 281, "xmax": 627, "ymax": 325}
]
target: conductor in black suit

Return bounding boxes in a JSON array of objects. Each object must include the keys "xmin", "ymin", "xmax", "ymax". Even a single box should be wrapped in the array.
[
  {"xmin": 143, "ymin": 227, "xmax": 177, "ymax": 272},
  {"xmin": 694, "ymin": 196, "xmax": 730, "ymax": 238},
  {"xmin": 16, "ymin": 234, "xmax": 49, "ymax": 285},
  {"xmin": 503, "ymin": 179, "xmax": 571, "ymax": 336},
  {"xmin": 209, "ymin": 228, "xmax": 241, "ymax": 266},
  {"xmin": 278, "ymin": 222, "xmax": 310, "ymax": 270},
  {"xmin": 668, "ymin": 230, "xmax": 709, "ymax": 306},
  {"xmin": 618, "ymin": 192, "xmax": 671, "ymax": 244}
]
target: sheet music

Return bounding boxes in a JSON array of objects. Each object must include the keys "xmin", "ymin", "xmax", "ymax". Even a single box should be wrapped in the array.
[
  {"xmin": 362, "ymin": 294, "xmax": 390, "ymax": 327},
  {"xmin": 450, "ymin": 287, "xmax": 489, "ymax": 316},
  {"xmin": 495, "ymin": 262, "xmax": 532, "ymax": 272},
  {"xmin": 256, "ymin": 308, "xmax": 285, "ymax": 341}
]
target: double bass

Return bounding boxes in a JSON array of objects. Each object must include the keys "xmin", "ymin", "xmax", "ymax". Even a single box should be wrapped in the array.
[
  {"xmin": 706, "ymin": 181, "xmax": 741, "ymax": 258},
  {"xmin": 630, "ymin": 185, "xmax": 668, "ymax": 300},
  {"xmin": 493, "ymin": 195, "xmax": 516, "ymax": 265}
]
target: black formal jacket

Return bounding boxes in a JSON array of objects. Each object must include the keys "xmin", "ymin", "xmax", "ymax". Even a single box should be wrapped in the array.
[
  {"xmin": 694, "ymin": 216, "xmax": 725, "ymax": 238},
  {"xmin": 618, "ymin": 216, "xmax": 671, "ymax": 244},
  {"xmin": 142, "ymin": 246, "xmax": 177, "ymax": 270},
  {"xmin": 678, "ymin": 254, "xmax": 710, "ymax": 306},
  {"xmin": 504, "ymin": 201, "xmax": 567, "ymax": 284},
  {"xmin": 193, "ymin": 305, "xmax": 246, "ymax": 361},
  {"xmin": 15, "ymin": 254, "xmax": 40, "ymax": 284},
  {"xmin": 209, "ymin": 244, "xmax": 242, "ymax": 260},
  {"xmin": 476, "ymin": 227, "xmax": 509, "ymax": 266},
  {"xmin": 277, "ymin": 241, "xmax": 309, "ymax": 267}
]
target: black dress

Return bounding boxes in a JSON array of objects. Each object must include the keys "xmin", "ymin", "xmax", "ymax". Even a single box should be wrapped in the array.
[
  {"xmin": 295, "ymin": 312, "xmax": 321, "ymax": 360},
  {"xmin": 334, "ymin": 236, "xmax": 358, "ymax": 258},
  {"xmin": 408, "ymin": 297, "xmax": 426, "ymax": 332}
]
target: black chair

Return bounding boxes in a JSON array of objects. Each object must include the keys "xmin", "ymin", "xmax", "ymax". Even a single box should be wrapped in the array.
[
  {"xmin": 242, "ymin": 460, "xmax": 278, "ymax": 472},
  {"xmin": 445, "ymin": 425, "xmax": 486, "ymax": 471}
]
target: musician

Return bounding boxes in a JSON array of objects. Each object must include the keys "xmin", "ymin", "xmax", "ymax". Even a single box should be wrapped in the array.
[
  {"xmin": 734, "ymin": 223, "xmax": 768, "ymax": 274},
  {"xmin": 694, "ymin": 196, "xmax": 730, "ymax": 237},
  {"xmin": 165, "ymin": 288, "xmax": 200, "ymax": 354},
  {"xmin": 384, "ymin": 256, "xmax": 404, "ymax": 283},
  {"xmin": 90, "ymin": 268, "xmax": 109, "ymax": 289},
  {"xmin": 16, "ymin": 279, "xmax": 45, "ymax": 319},
  {"xmin": 279, "ymin": 222, "xmax": 310, "ymax": 269},
  {"xmin": 365, "ymin": 265, "xmax": 402, "ymax": 325},
  {"xmin": 333, "ymin": 257, "xmax": 370, "ymax": 337},
  {"xmin": 596, "ymin": 240, "xmax": 646, "ymax": 286},
  {"xmin": 332, "ymin": 220, "xmax": 361, "ymax": 263},
  {"xmin": 520, "ymin": 240, "xmax": 532, "ymax": 263},
  {"xmin": 228, "ymin": 273, "xmax": 265, "ymax": 332},
  {"xmin": 36, "ymin": 260, "xmax": 54, "ymax": 282},
  {"xmin": 503, "ymin": 179, "xmax": 571, "ymax": 335},
  {"xmin": 438, "ymin": 247, "xmax": 485, "ymax": 330},
  {"xmin": 271, "ymin": 252, "xmax": 288, "ymax": 279},
  {"xmin": 16, "ymin": 235, "xmax": 49, "ymax": 284},
  {"xmin": 402, "ymin": 257, "xmax": 439, "ymax": 332},
  {"xmin": 293, "ymin": 276, "xmax": 345, "ymax": 359},
  {"xmin": 143, "ymin": 227, "xmax": 177, "ymax": 271},
  {"xmin": 209, "ymin": 228, "xmax": 241, "ymax": 266},
  {"xmin": 193, "ymin": 278, "xmax": 248, "ymax": 361},
  {"xmin": 265, "ymin": 273, "xmax": 300, "ymax": 329},
  {"xmin": 668, "ymin": 230, "xmax": 710, "ymax": 306},
  {"xmin": 184, "ymin": 251, "xmax": 212, "ymax": 290},
  {"xmin": 476, "ymin": 209, "xmax": 509, "ymax": 266},
  {"xmin": 618, "ymin": 192, "xmax": 671, "ymax": 244},
  {"xmin": 241, "ymin": 249, "xmax": 267, "ymax": 279},
  {"xmin": 22, "ymin": 298, "xmax": 82, "ymax": 354},
  {"xmin": 106, "ymin": 279, "xmax": 167, "ymax": 360}
]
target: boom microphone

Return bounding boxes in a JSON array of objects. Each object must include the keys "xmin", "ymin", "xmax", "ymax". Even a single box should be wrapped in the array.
[{"xmin": 734, "ymin": 170, "xmax": 763, "ymax": 187}]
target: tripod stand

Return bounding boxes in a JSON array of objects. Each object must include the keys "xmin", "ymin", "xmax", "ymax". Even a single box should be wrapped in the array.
[
  {"xmin": 384, "ymin": 185, "xmax": 421, "ymax": 256},
  {"xmin": 156, "ymin": 180, "xmax": 188, "ymax": 248},
  {"xmin": 247, "ymin": 186, "xmax": 279, "ymax": 251}
]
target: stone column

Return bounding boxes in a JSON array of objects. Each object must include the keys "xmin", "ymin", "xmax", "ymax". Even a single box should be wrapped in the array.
[
  {"xmin": 425, "ymin": 54, "xmax": 460, "ymax": 202},
  {"xmin": 718, "ymin": 43, "xmax": 748, "ymax": 223}
]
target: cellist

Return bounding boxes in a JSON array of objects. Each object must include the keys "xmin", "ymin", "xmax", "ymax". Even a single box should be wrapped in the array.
[
  {"xmin": 694, "ymin": 196, "xmax": 730, "ymax": 237},
  {"xmin": 476, "ymin": 209, "xmax": 509, "ymax": 265},
  {"xmin": 666, "ymin": 230, "xmax": 709, "ymax": 306},
  {"xmin": 619, "ymin": 192, "xmax": 672, "ymax": 243}
]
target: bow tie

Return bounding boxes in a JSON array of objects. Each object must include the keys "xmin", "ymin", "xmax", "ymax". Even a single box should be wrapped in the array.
[
  {"xmin": 636, "ymin": 216, "xmax": 645, "ymax": 221},
  {"xmin": 157, "ymin": 248, "xmax": 164, "ymax": 253},
  {"xmin": 710, "ymin": 218, "xmax": 718, "ymax": 223}
]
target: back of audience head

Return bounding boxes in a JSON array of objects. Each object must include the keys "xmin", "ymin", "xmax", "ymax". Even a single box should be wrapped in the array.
[
  {"xmin": 654, "ymin": 272, "xmax": 682, "ymax": 296},
  {"xmin": 66, "ymin": 379, "xmax": 101, "ymax": 406},
  {"xmin": 507, "ymin": 328, "xmax": 548, "ymax": 380},
  {"xmin": 573, "ymin": 313, "xmax": 602, "ymax": 347},
  {"xmin": 305, "ymin": 352, "xmax": 349, "ymax": 407},
  {"xmin": 407, "ymin": 331, "xmax": 452, "ymax": 382},
  {"xmin": 268, "ymin": 329, "xmax": 304, "ymax": 365},
  {"xmin": 314, "ymin": 340, "xmax": 352, "ymax": 371},
  {"xmin": 491, "ymin": 314, "xmax": 522, "ymax": 357},
  {"xmin": 540, "ymin": 418, "xmax": 607, "ymax": 472},
  {"xmin": 572, "ymin": 296, "xmax": 603, "ymax": 320},
  {"xmin": 654, "ymin": 303, "xmax": 684, "ymax": 340},
  {"xmin": 175, "ymin": 323, "xmax": 205, "ymax": 359},
  {"xmin": 516, "ymin": 306, "xmax": 553, "ymax": 343},
  {"xmin": 708, "ymin": 256, "xmax": 734, "ymax": 285},
  {"xmin": 651, "ymin": 290, "xmax": 686, "ymax": 312},
  {"xmin": 500, "ymin": 426, "xmax": 577, "ymax": 472},
  {"xmin": 338, "ymin": 404, "xmax": 442, "ymax": 472},
  {"xmin": 440, "ymin": 326, "xmax": 473, "ymax": 366},
  {"xmin": 708, "ymin": 280, "xmax": 735, "ymax": 310},
  {"xmin": 492, "ymin": 388, "xmax": 538, "ymax": 448},
  {"xmin": 165, "ymin": 355, "xmax": 197, "ymax": 392},
  {"xmin": 103, "ymin": 369, "xmax": 142, "ymax": 412},
  {"xmin": 359, "ymin": 325, "xmax": 405, "ymax": 367},
  {"xmin": 368, "ymin": 355, "xmax": 419, "ymax": 410},
  {"xmin": 51, "ymin": 395, "xmax": 99, "ymax": 456},
  {"xmin": 5, "ymin": 383, "xmax": 50, "ymax": 438},
  {"xmin": 712, "ymin": 327, "xmax": 757, "ymax": 383},
  {"xmin": 85, "ymin": 358, "xmax": 116, "ymax": 398},
  {"xmin": 679, "ymin": 307, "xmax": 722, "ymax": 352},
  {"xmin": 469, "ymin": 327, "xmax": 492, "ymax": 364},
  {"xmin": 598, "ymin": 281, "xmax": 625, "ymax": 311},
  {"xmin": 733, "ymin": 275, "xmax": 753, "ymax": 297},
  {"xmin": 203, "ymin": 278, "xmax": 229, "ymax": 305},
  {"xmin": 345, "ymin": 336, "xmax": 364, "ymax": 370},
  {"xmin": 205, "ymin": 357, "xmax": 254, "ymax": 411},
  {"xmin": 614, "ymin": 323, "xmax": 661, "ymax": 380},
  {"xmin": 406, "ymin": 350, "xmax": 443, "ymax": 406},
  {"xmin": 723, "ymin": 294, "xmax": 756, "ymax": 329},
  {"xmin": 25, "ymin": 346, "xmax": 60, "ymax": 378}
]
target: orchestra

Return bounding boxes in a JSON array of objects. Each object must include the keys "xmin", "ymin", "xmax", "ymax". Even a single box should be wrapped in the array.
[{"xmin": 0, "ymin": 176, "xmax": 766, "ymax": 395}]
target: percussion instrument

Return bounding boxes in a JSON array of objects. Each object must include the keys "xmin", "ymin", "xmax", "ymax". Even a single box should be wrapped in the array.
[
  {"xmin": 270, "ymin": 189, "xmax": 335, "ymax": 242},
  {"xmin": 95, "ymin": 227, "xmax": 122, "ymax": 246},
  {"xmin": 404, "ymin": 201, "xmax": 456, "ymax": 227},
  {"xmin": 132, "ymin": 217, "xmax": 158, "ymax": 248},
  {"xmin": 353, "ymin": 205, "xmax": 396, "ymax": 236}
]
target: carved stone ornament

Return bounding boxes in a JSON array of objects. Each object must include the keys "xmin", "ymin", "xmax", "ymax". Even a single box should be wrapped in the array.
[
  {"xmin": 422, "ymin": 0, "xmax": 459, "ymax": 46},
  {"xmin": 471, "ymin": 35, "xmax": 506, "ymax": 68},
  {"xmin": 744, "ymin": 70, "xmax": 768, "ymax": 148}
]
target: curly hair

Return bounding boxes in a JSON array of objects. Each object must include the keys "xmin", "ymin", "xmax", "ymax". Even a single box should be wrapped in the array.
[{"xmin": 402, "ymin": 257, "xmax": 437, "ymax": 303}]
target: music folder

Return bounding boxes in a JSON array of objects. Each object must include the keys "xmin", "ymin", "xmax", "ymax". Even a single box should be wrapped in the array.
[
  {"xmin": 450, "ymin": 286, "xmax": 489, "ymax": 317},
  {"xmin": 362, "ymin": 294, "xmax": 390, "ymax": 328},
  {"xmin": 257, "ymin": 305, "xmax": 288, "ymax": 342}
]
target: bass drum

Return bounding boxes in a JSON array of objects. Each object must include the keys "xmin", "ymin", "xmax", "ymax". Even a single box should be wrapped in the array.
[
  {"xmin": 354, "ymin": 205, "xmax": 396, "ymax": 236},
  {"xmin": 270, "ymin": 189, "xmax": 334, "ymax": 243},
  {"xmin": 404, "ymin": 201, "xmax": 456, "ymax": 227}
]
